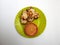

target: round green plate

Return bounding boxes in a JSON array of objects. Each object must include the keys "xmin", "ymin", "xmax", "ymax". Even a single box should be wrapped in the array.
[{"xmin": 14, "ymin": 6, "xmax": 46, "ymax": 38}]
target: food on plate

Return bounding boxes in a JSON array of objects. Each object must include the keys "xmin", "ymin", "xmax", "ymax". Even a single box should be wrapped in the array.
[
  {"xmin": 21, "ymin": 11, "xmax": 28, "ymax": 19},
  {"xmin": 20, "ymin": 11, "xmax": 28, "ymax": 24},
  {"xmin": 21, "ymin": 19, "xmax": 27, "ymax": 24},
  {"xmin": 33, "ymin": 12, "xmax": 39, "ymax": 19},
  {"xmin": 21, "ymin": 7, "xmax": 39, "ymax": 24},
  {"xmin": 24, "ymin": 23, "xmax": 38, "ymax": 36},
  {"xmin": 27, "ymin": 17, "xmax": 34, "ymax": 22}
]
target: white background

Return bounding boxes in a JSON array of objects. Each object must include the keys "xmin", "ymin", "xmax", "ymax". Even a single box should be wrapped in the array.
[{"xmin": 0, "ymin": 0, "xmax": 60, "ymax": 45}]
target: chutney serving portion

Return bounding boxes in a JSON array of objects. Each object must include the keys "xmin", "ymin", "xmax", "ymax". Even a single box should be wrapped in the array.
[{"xmin": 24, "ymin": 23, "xmax": 38, "ymax": 36}]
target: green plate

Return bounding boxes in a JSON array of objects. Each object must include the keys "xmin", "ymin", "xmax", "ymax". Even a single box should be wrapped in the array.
[{"xmin": 14, "ymin": 6, "xmax": 46, "ymax": 38}]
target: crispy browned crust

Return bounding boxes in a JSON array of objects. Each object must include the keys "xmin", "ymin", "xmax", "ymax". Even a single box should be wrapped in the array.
[{"xmin": 24, "ymin": 22, "xmax": 38, "ymax": 36}]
